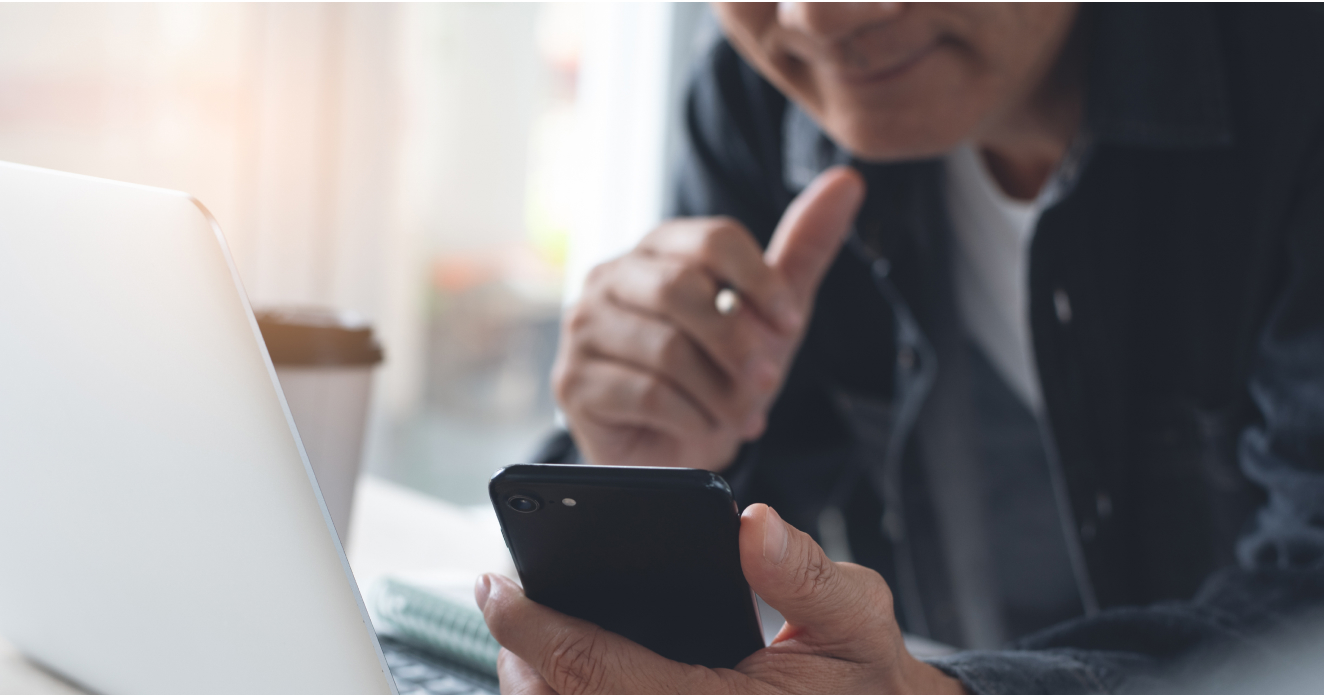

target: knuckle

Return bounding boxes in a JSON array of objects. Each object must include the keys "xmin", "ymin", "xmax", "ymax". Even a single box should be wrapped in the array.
[
  {"xmin": 563, "ymin": 302, "xmax": 593, "ymax": 335},
  {"xmin": 496, "ymin": 647, "xmax": 514, "ymax": 671},
  {"xmin": 700, "ymin": 220, "xmax": 754, "ymax": 268},
  {"xmin": 874, "ymin": 583, "xmax": 895, "ymax": 618},
  {"xmin": 655, "ymin": 263, "xmax": 702, "ymax": 308},
  {"xmin": 714, "ymin": 359, "xmax": 754, "ymax": 404},
  {"xmin": 728, "ymin": 388, "xmax": 760, "ymax": 424},
  {"xmin": 550, "ymin": 355, "xmax": 574, "ymax": 407},
  {"xmin": 644, "ymin": 218, "xmax": 685, "ymax": 243},
  {"xmin": 697, "ymin": 223, "xmax": 735, "ymax": 260},
  {"xmin": 703, "ymin": 395, "xmax": 741, "ymax": 433},
  {"xmin": 709, "ymin": 325, "xmax": 758, "ymax": 380},
  {"xmin": 584, "ymin": 258, "xmax": 615, "ymax": 288},
  {"xmin": 861, "ymin": 566, "xmax": 895, "ymax": 614},
  {"xmin": 654, "ymin": 329, "xmax": 690, "ymax": 372},
  {"xmin": 708, "ymin": 215, "xmax": 746, "ymax": 239},
  {"xmin": 551, "ymin": 350, "xmax": 595, "ymax": 412},
  {"xmin": 789, "ymin": 545, "xmax": 835, "ymax": 601},
  {"xmin": 727, "ymin": 330, "xmax": 759, "ymax": 370},
  {"xmin": 542, "ymin": 627, "xmax": 610, "ymax": 695},
  {"xmin": 831, "ymin": 564, "xmax": 895, "ymax": 635},
  {"xmin": 635, "ymin": 376, "xmax": 669, "ymax": 413}
]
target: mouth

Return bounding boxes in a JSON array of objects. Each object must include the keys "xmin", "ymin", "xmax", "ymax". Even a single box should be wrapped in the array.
[{"xmin": 834, "ymin": 40, "xmax": 942, "ymax": 87}]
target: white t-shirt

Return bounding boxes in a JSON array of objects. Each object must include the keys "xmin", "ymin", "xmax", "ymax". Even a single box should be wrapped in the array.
[{"xmin": 944, "ymin": 144, "xmax": 1045, "ymax": 411}]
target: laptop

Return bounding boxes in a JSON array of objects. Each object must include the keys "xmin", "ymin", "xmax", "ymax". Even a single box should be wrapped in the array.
[{"xmin": 0, "ymin": 161, "xmax": 497, "ymax": 695}]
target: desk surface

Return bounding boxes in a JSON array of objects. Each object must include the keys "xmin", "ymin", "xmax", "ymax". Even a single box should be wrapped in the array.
[{"xmin": 0, "ymin": 476, "xmax": 512, "ymax": 695}]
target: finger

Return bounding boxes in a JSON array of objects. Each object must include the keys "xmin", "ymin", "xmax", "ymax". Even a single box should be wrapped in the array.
[
  {"xmin": 558, "ymin": 357, "xmax": 715, "ymax": 436},
  {"xmin": 497, "ymin": 649, "xmax": 557, "ymax": 695},
  {"xmin": 639, "ymin": 218, "xmax": 801, "ymax": 333},
  {"xmin": 568, "ymin": 298, "xmax": 764, "ymax": 435},
  {"xmin": 738, "ymin": 504, "xmax": 892, "ymax": 660},
  {"xmin": 477, "ymin": 573, "xmax": 709, "ymax": 695},
  {"xmin": 765, "ymin": 166, "xmax": 866, "ymax": 308},
  {"xmin": 599, "ymin": 254, "xmax": 786, "ymax": 385}
]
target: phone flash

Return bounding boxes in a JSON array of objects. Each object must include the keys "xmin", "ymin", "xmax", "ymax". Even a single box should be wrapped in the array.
[{"xmin": 562, "ymin": 498, "xmax": 577, "ymax": 507}]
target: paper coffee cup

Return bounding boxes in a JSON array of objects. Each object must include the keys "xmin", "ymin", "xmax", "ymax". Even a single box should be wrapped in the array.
[{"xmin": 257, "ymin": 307, "xmax": 384, "ymax": 541}]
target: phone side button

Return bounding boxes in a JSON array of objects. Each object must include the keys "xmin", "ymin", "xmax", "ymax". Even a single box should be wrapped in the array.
[{"xmin": 500, "ymin": 528, "xmax": 511, "ymax": 550}]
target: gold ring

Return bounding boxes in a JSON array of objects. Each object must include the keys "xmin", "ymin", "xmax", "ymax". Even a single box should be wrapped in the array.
[{"xmin": 715, "ymin": 287, "xmax": 741, "ymax": 316}]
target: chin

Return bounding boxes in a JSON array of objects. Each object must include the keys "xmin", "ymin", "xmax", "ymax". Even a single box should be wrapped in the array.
[
  {"xmin": 799, "ymin": 81, "xmax": 982, "ymax": 163},
  {"xmin": 822, "ymin": 111, "xmax": 969, "ymax": 164}
]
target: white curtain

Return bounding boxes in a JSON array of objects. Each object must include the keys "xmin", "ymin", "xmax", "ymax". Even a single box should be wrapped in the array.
[
  {"xmin": 562, "ymin": 2, "xmax": 718, "ymax": 307},
  {"xmin": 0, "ymin": 2, "xmax": 705, "ymax": 492}
]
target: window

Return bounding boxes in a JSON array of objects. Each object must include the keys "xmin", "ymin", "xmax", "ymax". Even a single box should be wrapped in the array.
[{"xmin": 0, "ymin": 2, "xmax": 713, "ymax": 506}]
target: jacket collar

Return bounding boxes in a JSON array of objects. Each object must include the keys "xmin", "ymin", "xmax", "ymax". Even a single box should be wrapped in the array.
[{"xmin": 1085, "ymin": 3, "xmax": 1233, "ymax": 148}]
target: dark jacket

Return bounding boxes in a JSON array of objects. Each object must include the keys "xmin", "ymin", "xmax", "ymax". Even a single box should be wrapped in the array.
[{"xmin": 541, "ymin": 4, "xmax": 1324, "ymax": 692}]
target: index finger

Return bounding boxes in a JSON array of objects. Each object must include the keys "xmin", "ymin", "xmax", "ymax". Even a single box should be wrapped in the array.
[
  {"xmin": 639, "ymin": 218, "xmax": 802, "ymax": 334},
  {"xmin": 477, "ymin": 574, "xmax": 718, "ymax": 695}
]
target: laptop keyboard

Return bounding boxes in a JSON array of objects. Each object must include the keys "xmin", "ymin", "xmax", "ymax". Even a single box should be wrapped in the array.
[{"xmin": 379, "ymin": 635, "xmax": 498, "ymax": 695}]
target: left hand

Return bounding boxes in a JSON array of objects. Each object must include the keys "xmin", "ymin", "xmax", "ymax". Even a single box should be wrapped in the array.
[{"xmin": 475, "ymin": 503, "xmax": 968, "ymax": 695}]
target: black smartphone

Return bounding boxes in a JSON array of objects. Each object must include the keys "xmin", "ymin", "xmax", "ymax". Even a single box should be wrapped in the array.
[{"xmin": 489, "ymin": 463, "xmax": 765, "ymax": 669}]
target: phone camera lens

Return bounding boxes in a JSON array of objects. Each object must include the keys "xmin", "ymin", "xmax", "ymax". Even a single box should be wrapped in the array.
[{"xmin": 507, "ymin": 495, "xmax": 540, "ymax": 513}]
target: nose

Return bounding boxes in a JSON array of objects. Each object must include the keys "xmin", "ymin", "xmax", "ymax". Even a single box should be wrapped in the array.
[{"xmin": 777, "ymin": 2, "xmax": 904, "ymax": 42}]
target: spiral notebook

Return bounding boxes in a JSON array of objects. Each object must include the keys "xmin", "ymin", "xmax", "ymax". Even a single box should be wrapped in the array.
[
  {"xmin": 369, "ymin": 575, "xmax": 501, "ymax": 679},
  {"xmin": 367, "ymin": 570, "xmax": 956, "ymax": 685}
]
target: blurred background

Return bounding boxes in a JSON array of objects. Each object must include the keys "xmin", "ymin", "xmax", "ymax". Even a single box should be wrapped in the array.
[{"xmin": 0, "ymin": 3, "xmax": 717, "ymax": 505}]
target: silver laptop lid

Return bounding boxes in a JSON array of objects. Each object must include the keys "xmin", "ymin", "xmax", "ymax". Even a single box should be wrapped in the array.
[{"xmin": 0, "ymin": 161, "xmax": 396, "ymax": 695}]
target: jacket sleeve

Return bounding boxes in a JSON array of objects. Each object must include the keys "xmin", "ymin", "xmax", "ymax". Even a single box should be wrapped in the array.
[{"xmin": 930, "ymin": 149, "xmax": 1324, "ymax": 695}]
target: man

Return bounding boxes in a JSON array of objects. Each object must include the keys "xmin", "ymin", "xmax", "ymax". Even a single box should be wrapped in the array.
[{"xmin": 483, "ymin": 4, "xmax": 1324, "ymax": 694}]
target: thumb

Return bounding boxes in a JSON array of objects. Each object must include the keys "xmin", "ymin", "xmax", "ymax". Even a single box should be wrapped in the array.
[
  {"xmin": 765, "ymin": 166, "xmax": 866, "ymax": 308},
  {"xmin": 738, "ymin": 504, "xmax": 894, "ymax": 655}
]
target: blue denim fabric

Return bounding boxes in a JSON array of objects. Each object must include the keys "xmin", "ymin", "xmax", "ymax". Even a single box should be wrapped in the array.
[
  {"xmin": 931, "ymin": 650, "xmax": 1134, "ymax": 695},
  {"xmin": 933, "ymin": 6, "xmax": 1324, "ymax": 684},
  {"xmin": 1236, "ymin": 291, "xmax": 1324, "ymax": 571},
  {"xmin": 933, "ymin": 119, "xmax": 1324, "ymax": 690},
  {"xmin": 537, "ymin": 3, "xmax": 1324, "ymax": 691},
  {"xmin": 930, "ymin": 570, "xmax": 1324, "ymax": 694}
]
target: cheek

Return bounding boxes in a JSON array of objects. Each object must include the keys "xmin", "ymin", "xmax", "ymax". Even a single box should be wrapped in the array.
[
  {"xmin": 713, "ymin": 3, "xmax": 779, "ymax": 51},
  {"xmin": 714, "ymin": 3, "xmax": 824, "ymax": 110}
]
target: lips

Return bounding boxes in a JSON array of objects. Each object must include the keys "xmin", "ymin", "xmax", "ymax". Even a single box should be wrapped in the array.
[{"xmin": 833, "ymin": 40, "xmax": 942, "ymax": 86}]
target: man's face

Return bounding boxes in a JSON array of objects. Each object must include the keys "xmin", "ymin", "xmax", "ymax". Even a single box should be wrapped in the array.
[{"xmin": 714, "ymin": 3, "xmax": 1080, "ymax": 161}]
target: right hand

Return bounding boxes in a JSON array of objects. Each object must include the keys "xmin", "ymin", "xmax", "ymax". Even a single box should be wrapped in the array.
[
  {"xmin": 552, "ymin": 167, "xmax": 866, "ymax": 471},
  {"xmin": 478, "ymin": 504, "xmax": 967, "ymax": 695}
]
